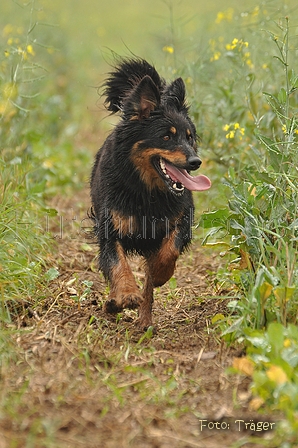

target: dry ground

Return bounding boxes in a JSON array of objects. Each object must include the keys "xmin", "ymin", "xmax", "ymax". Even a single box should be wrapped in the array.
[{"xmin": 1, "ymin": 190, "xmax": 277, "ymax": 448}]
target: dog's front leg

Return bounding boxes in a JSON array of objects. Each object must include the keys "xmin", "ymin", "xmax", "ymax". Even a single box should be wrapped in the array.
[
  {"xmin": 101, "ymin": 241, "xmax": 143, "ymax": 314},
  {"xmin": 139, "ymin": 231, "xmax": 180, "ymax": 330}
]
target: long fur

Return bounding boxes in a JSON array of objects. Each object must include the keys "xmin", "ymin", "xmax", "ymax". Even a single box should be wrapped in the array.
[{"xmin": 90, "ymin": 58, "xmax": 208, "ymax": 329}]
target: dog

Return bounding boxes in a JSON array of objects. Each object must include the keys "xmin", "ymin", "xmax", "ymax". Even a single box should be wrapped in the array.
[{"xmin": 90, "ymin": 58, "xmax": 211, "ymax": 330}]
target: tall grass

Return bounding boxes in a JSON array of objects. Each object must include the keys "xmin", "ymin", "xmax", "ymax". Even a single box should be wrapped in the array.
[
  {"xmin": 187, "ymin": 9, "xmax": 298, "ymax": 332},
  {"xmin": 178, "ymin": 4, "xmax": 298, "ymax": 442},
  {"xmin": 0, "ymin": 1, "xmax": 91, "ymax": 322}
]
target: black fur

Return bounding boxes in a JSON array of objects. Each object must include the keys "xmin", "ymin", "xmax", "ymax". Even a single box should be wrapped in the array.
[{"xmin": 90, "ymin": 58, "xmax": 210, "ymax": 329}]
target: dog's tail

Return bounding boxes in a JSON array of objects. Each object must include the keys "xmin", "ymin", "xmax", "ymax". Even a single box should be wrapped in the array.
[{"xmin": 103, "ymin": 58, "xmax": 165, "ymax": 113}]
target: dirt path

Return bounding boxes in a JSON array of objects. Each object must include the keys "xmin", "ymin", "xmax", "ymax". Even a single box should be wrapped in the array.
[{"xmin": 1, "ymin": 189, "xmax": 275, "ymax": 448}]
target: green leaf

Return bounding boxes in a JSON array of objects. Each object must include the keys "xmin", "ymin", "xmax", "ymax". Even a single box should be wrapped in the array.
[
  {"xmin": 201, "ymin": 227, "xmax": 224, "ymax": 246},
  {"xmin": 82, "ymin": 280, "xmax": 93, "ymax": 288},
  {"xmin": 45, "ymin": 267, "xmax": 60, "ymax": 282},
  {"xmin": 168, "ymin": 277, "xmax": 177, "ymax": 289},
  {"xmin": 256, "ymin": 134, "xmax": 283, "ymax": 171},
  {"xmin": 289, "ymin": 69, "xmax": 298, "ymax": 89},
  {"xmin": 246, "ymin": 334, "xmax": 269, "ymax": 350},
  {"xmin": 211, "ymin": 313, "xmax": 225, "ymax": 324},
  {"xmin": 199, "ymin": 209, "xmax": 230, "ymax": 229},
  {"xmin": 282, "ymin": 347, "xmax": 298, "ymax": 368},
  {"xmin": 278, "ymin": 87, "xmax": 287, "ymax": 104},
  {"xmin": 267, "ymin": 323, "xmax": 284, "ymax": 353},
  {"xmin": 221, "ymin": 317, "xmax": 244, "ymax": 336}
]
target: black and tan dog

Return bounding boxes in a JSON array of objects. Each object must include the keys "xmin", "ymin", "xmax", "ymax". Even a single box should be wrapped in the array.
[{"xmin": 90, "ymin": 58, "xmax": 211, "ymax": 330}]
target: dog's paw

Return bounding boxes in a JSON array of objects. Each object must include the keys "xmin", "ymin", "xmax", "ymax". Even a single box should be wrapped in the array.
[
  {"xmin": 103, "ymin": 298, "xmax": 123, "ymax": 314},
  {"xmin": 104, "ymin": 293, "xmax": 143, "ymax": 314},
  {"xmin": 121, "ymin": 293, "xmax": 143, "ymax": 310}
]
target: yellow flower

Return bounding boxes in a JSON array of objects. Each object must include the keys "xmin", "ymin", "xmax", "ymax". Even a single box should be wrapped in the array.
[
  {"xmin": 215, "ymin": 8, "xmax": 234, "ymax": 24},
  {"xmin": 27, "ymin": 44, "xmax": 35, "ymax": 56},
  {"xmin": 226, "ymin": 38, "xmax": 240, "ymax": 51},
  {"xmin": 210, "ymin": 51, "xmax": 221, "ymax": 61},
  {"xmin": 215, "ymin": 12, "xmax": 225, "ymax": 24},
  {"xmin": 226, "ymin": 130, "xmax": 235, "ymax": 139},
  {"xmin": 224, "ymin": 123, "xmax": 245, "ymax": 140},
  {"xmin": 284, "ymin": 338, "xmax": 291, "ymax": 348},
  {"xmin": 266, "ymin": 365, "xmax": 288, "ymax": 385},
  {"xmin": 163, "ymin": 45, "xmax": 174, "ymax": 54},
  {"xmin": 16, "ymin": 47, "xmax": 27, "ymax": 60},
  {"xmin": 252, "ymin": 6, "xmax": 260, "ymax": 17},
  {"xmin": 226, "ymin": 38, "xmax": 250, "ymax": 53},
  {"xmin": 282, "ymin": 124, "xmax": 287, "ymax": 134}
]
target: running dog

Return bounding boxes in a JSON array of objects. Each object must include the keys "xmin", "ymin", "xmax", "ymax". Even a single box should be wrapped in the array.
[{"xmin": 90, "ymin": 58, "xmax": 211, "ymax": 330}]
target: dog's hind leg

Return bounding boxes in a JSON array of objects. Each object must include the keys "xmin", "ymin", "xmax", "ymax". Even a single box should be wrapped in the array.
[
  {"xmin": 139, "ymin": 231, "xmax": 180, "ymax": 330},
  {"xmin": 101, "ymin": 241, "xmax": 143, "ymax": 314}
]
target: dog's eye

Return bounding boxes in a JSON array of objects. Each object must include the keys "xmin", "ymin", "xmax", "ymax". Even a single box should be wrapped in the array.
[
  {"xmin": 187, "ymin": 134, "xmax": 194, "ymax": 144},
  {"xmin": 163, "ymin": 135, "xmax": 170, "ymax": 141}
]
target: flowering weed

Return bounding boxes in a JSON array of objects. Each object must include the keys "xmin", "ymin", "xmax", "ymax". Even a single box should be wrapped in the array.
[
  {"xmin": 0, "ymin": 1, "xmax": 92, "ymax": 318},
  {"xmin": 156, "ymin": 3, "xmax": 298, "ymax": 441}
]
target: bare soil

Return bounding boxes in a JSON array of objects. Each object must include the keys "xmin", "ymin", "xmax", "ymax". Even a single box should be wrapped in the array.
[{"xmin": 1, "ymin": 190, "xmax": 276, "ymax": 448}]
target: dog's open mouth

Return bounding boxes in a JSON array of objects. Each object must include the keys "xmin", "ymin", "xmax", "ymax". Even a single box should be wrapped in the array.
[{"xmin": 155, "ymin": 157, "xmax": 211, "ymax": 196}]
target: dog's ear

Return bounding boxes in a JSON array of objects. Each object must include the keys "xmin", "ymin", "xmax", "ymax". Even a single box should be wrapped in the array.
[
  {"xmin": 124, "ymin": 75, "xmax": 160, "ymax": 119},
  {"xmin": 162, "ymin": 77, "xmax": 188, "ymax": 113}
]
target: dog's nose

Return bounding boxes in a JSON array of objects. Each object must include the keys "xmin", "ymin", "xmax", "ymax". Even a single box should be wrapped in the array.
[{"xmin": 187, "ymin": 156, "xmax": 202, "ymax": 171}]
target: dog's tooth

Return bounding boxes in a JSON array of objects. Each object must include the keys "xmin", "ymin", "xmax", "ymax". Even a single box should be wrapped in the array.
[{"xmin": 173, "ymin": 183, "xmax": 177, "ymax": 189}]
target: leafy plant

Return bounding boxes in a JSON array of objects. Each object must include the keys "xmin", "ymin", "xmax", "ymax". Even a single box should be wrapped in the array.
[
  {"xmin": 69, "ymin": 278, "xmax": 94, "ymax": 310},
  {"xmin": 198, "ymin": 16, "xmax": 298, "ymax": 330},
  {"xmin": 234, "ymin": 323, "xmax": 298, "ymax": 445}
]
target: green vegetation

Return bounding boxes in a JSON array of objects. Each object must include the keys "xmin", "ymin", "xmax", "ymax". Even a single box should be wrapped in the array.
[
  {"xmin": 197, "ymin": 14, "xmax": 298, "ymax": 331},
  {"xmin": 1, "ymin": 0, "xmax": 298, "ymax": 446},
  {"xmin": 182, "ymin": 6, "xmax": 298, "ymax": 442},
  {"xmin": 0, "ymin": 2, "xmax": 91, "ymax": 317},
  {"xmin": 245, "ymin": 323, "xmax": 298, "ymax": 441},
  {"xmin": 184, "ymin": 6, "xmax": 298, "ymax": 443}
]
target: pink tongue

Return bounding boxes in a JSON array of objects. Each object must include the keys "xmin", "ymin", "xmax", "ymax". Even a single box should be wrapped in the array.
[{"xmin": 165, "ymin": 162, "xmax": 211, "ymax": 191}]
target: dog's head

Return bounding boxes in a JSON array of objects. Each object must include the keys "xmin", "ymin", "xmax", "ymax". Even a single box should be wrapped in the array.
[{"xmin": 121, "ymin": 75, "xmax": 211, "ymax": 196}]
